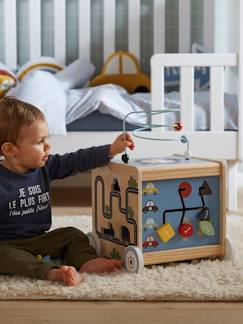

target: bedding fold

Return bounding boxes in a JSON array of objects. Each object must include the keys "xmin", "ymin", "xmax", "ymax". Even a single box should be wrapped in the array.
[{"xmin": 6, "ymin": 70, "xmax": 238, "ymax": 133}]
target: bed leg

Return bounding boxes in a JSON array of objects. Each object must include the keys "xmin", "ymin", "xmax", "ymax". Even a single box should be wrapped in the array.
[{"xmin": 227, "ymin": 160, "xmax": 238, "ymax": 212}]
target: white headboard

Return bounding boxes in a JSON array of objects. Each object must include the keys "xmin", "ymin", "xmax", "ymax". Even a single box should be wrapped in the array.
[{"xmin": 3, "ymin": 0, "xmax": 216, "ymax": 70}]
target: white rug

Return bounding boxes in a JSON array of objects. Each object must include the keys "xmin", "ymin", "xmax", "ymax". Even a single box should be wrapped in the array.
[{"xmin": 0, "ymin": 215, "xmax": 243, "ymax": 301}]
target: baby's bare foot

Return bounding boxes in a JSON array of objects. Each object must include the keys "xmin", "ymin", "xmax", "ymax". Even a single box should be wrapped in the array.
[
  {"xmin": 79, "ymin": 258, "xmax": 122, "ymax": 273},
  {"xmin": 46, "ymin": 265, "xmax": 83, "ymax": 286}
]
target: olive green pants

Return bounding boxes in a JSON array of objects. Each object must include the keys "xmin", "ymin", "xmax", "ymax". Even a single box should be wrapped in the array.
[{"xmin": 0, "ymin": 227, "xmax": 97, "ymax": 280}]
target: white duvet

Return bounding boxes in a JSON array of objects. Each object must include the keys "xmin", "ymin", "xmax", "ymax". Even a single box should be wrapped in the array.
[
  {"xmin": 7, "ymin": 70, "xmax": 238, "ymax": 135},
  {"xmin": 65, "ymin": 84, "xmax": 149, "ymax": 126},
  {"xmin": 66, "ymin": 84, "xmax": 238, "ymax": 131}
]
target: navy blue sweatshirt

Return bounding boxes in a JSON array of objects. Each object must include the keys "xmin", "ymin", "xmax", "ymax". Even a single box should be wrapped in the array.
[{"xmin": 0, "ymin": 145, "xmax": 110, "ymax": 240}]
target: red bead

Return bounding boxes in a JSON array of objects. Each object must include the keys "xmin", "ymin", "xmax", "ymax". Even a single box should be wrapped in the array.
[{"xmin": 174, "ymin": 122, "xmax": 183, "ymax": 131}]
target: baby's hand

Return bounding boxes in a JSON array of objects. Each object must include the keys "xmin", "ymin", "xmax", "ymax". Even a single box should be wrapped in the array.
[{"xmin": 109, "ymin": 132, "xmax": 135, "ymax": 158}]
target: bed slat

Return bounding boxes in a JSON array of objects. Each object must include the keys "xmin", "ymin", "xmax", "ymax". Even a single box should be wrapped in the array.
[
  {"xmin": 29, "ymin": 0, "xmax": 41, "ymax": 59},
  {"xmin": 104, "ymin": 0, "xmax": 115, "ymax": 60},
  {"xmin": 151, "ymin": 53, "xmax": 237, "ymax": 136},
  {"xmin": 153, "ymin": 0, "xmax": 166, "ymax": 53},
  {"xmin": 180, "ymin": 67, "xmax": 194, "ymax": 131},
  {"xmin": 54, "ymin": 0, "xmax": 66, "ymax": 63},
  {"xmin": 210, "ymin": 66, "xmax": 224, "ymax": 131},
  {"xmin": 128, "ymin": 0, "xmax": 140, "ymax": 60},
  {"xmin": 79, "ymin": 0, "xmax": 91, "ymax": 61},
  {"xmin": 4, "ymin": 0, "xmax": 17, "ymax": 69},
  {"xmin": 179, "ymin": 0, "xmax": 191, "ymax": 53},
  {"xmin": 151, "ymin": 65, "xmax": 165, "ymax": 132}
]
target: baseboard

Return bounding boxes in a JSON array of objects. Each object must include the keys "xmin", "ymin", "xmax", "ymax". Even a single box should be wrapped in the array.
[{"xmin": 51, "ymin": 187, "xmax": 91, "ymax": 206}]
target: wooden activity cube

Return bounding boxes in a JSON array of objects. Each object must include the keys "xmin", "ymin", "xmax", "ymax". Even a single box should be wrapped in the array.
[{"xmin": 91, "ymin": 156, "xmax": 226, "ymax": 273}]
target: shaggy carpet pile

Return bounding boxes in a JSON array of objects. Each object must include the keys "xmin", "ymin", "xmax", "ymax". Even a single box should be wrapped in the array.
[{"xmin": 0, "ymin": 215, "xmax": 243, "ymax": 301}]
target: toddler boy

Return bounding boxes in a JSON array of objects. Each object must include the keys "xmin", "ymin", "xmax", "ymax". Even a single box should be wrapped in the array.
[{"xmin": 0, "ymin": 96, "xmax": 134, "ymax": 286}]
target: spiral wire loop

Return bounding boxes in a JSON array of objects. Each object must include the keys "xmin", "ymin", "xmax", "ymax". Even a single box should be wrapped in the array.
[{"xmin": 122, "ymin": 110, "xmax": 191, "ymax": 163}]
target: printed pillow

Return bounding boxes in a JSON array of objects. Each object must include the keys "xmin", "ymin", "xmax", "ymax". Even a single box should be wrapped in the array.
[
  {"xmin": 16, "ymin": 57, "xmax": 64, "ymax": 82},
  {"xmin": 0, "ymin": 63, "xmax": 17, "ymax": 98},
  {"xmin": 164, "ymin": 43, "xmax": 210, "ymax": 91}
]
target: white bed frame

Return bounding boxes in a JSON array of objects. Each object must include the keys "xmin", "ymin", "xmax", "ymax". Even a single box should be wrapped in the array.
[{"xmin": 3, "ymin": 0, "xmax": 243, "ymax": 211}]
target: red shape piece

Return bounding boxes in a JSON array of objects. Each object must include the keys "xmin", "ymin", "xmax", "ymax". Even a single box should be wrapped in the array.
[
  {"xmin": 179, "ymin": 182, "xmax": 192, "ymax": 198},
  {"xmin": 179, "ymin": 223, "xmax": 193, "ymax": 238}
]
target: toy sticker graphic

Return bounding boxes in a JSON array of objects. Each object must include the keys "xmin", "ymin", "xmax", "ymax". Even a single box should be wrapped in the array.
[
  {"xmin": 143, "ymin": 218, "xmax": 159, "ymax": 231},
  {"xmin": 143, "ymin": 182, "xmax": 158, "ymax": 196},
  {"xmin": 142, "ymin": 200, "xmax": 159, "ymax": 213},
  {"xmin": 142, "ymin": 235, "xmax": 158, "ymax": 249}
]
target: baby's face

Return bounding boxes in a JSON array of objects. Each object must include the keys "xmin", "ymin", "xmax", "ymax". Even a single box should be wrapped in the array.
[{"xmin": 14, "ymin": 119, "xmax": 51, "ymax": 172}]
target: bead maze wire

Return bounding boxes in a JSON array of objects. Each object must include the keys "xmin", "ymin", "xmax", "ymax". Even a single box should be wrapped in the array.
[{"xmin": 122, "ymin": 109, "xmax": 191, "ymax": 163}]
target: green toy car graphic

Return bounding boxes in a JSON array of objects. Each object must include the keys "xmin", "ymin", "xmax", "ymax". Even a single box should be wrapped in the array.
[{"xmin": 143, "ymin": 182, "xmax": 158, "ymax": 196}]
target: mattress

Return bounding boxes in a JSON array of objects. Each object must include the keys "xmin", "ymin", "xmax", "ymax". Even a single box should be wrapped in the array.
[
  {"xmin": 66, "ymin": 89, "xmax": 238, "ymax": 132},
  {"xmin": 66, "ymin": 110, "xmax": 139, "ymax": 131}
]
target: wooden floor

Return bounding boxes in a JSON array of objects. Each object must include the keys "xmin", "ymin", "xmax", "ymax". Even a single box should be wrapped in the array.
[
  {"xmin": 1, "ymin": 187, "xmax": 243, "ymax": 324},
  {"xmin": 1, "ymin": 300, "xmax": 243, "ymax": 324}
]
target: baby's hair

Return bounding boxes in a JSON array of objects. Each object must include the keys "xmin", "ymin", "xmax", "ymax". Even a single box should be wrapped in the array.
[{"xmin": 0, "ymin": 96, "xmax": 46, "ymax": 151}]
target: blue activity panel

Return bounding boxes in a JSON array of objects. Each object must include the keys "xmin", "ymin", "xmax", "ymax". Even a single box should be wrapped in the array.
[{"xmin": 142, "ymin": 176, "xmax": 220, "ymax": 253}]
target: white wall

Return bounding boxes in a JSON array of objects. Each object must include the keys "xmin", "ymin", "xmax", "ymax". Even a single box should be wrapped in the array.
[
  {"xmin": 215, "ymin": 0, "xmax": 238, "ymax": 94},
  {"xmin": 214, "ymin": 0, "xmax": 242, "ymax": 173}
]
